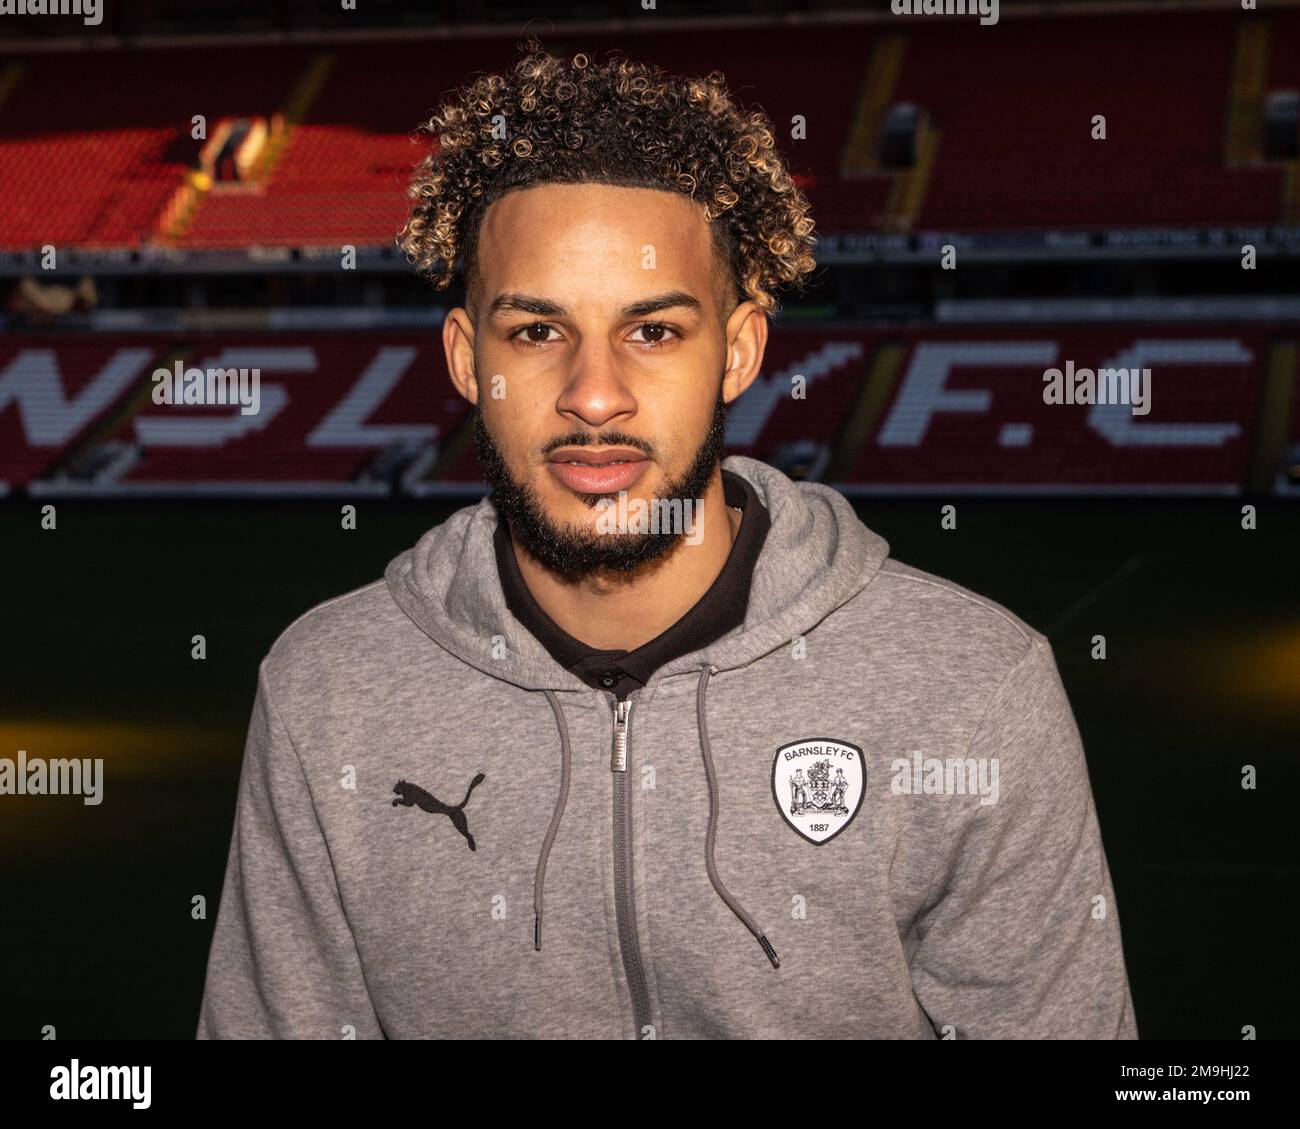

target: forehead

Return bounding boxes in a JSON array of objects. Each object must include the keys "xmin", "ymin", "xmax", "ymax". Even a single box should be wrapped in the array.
[{"xmin": 475, "ymin": 182, "xmax": 720, "ymax": 305}]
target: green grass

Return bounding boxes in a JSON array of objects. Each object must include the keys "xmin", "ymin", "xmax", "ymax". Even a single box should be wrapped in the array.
[{"xmin": 1, "ymin": 497, "xmax": 1296, "ymax": 1038}]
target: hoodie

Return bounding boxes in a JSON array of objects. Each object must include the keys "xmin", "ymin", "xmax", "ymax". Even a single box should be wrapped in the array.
[{"xmin": 195, "ymin": 454, "xmax": 1138, "ymax": 1040}]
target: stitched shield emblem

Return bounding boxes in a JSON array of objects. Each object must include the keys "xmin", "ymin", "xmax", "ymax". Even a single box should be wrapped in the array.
[{"xmin": 771, "ymin": 738, "xmax": 865, "ymax": 845}]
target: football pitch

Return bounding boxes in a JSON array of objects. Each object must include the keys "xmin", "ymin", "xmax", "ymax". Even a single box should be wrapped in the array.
[{"xmin": 2, "ymin": 496, "xmax": 1296, "ymax": 1038}]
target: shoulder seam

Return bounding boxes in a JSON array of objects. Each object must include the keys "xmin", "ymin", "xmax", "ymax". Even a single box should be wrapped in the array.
[
  {"xmin": 268, "ymin": 578, "xmax": 390, "ymax": 653},
  {"xmin": 256, "ymin": 657, "xmax": 311, "ymax": 778},
  {"xmin": 881, "ymin": 567, "xmax": 1036, "ymax": 648}
]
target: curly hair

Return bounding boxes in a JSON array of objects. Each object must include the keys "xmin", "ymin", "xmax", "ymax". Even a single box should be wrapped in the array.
[{"xmin": 398, "ymin": 36, "xmax": 818, "ymax": 317}]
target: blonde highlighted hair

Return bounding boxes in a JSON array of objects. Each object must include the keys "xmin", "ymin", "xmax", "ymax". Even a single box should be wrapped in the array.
[{"xmin": 398, "ymin": 36, "xmax": 818, "ymax": 316}]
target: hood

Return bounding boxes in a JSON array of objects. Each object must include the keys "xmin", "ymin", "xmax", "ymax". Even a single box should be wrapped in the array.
[
  {"xmin": 383, "ymin": 453, "xmax": 891, "ymax": 969},
  {"xmin": 384, "ymin": 453, "xmax": 890, "ymax": 692}
]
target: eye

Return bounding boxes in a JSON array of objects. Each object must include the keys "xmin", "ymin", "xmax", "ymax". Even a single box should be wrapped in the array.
[
  {"xmin": 509, "ymin": 322, "xmax": 562, "ymax": 347},
  {"xmin": 628, "ymin": 322, "xmax": 679, "ymax": 347}
]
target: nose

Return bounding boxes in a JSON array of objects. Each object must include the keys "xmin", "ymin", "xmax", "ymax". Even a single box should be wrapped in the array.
[{"xmin": 553, "ymin": 338, "xmax": 637, "ymax": 430}]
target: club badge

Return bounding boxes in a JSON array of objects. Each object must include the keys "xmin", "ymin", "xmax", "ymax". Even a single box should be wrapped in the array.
[{"xmin": 771, "ymin": 739, "xmax": 865, "ymax": 845}]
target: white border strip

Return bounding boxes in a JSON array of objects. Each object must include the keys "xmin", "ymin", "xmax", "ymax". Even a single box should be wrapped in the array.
[{"xmin": 830, "ymin": 482, "xmax": 1242, "ymax": 496}]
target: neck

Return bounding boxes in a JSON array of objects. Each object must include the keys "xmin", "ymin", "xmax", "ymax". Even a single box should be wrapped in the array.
[{"xmin": 510, "ymin": 467, "xmax": 739, "ymax": 651}]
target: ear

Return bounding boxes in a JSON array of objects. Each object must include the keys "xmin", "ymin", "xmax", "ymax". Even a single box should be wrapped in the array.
[
  {"xmin": 720, "ymin": 299, "xmax": 768, "ymax": 405},
  {"xmin": 443, "ymin": 306, "xmax": 479, "ymax": 406}
]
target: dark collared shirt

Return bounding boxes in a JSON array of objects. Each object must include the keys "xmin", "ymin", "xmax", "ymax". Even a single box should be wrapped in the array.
[{"xmin": 493, "ymin": 469, "xmax": 771, "ymax": 699}]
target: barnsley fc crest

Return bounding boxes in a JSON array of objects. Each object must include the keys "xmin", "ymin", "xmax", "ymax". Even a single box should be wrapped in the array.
[{"xmin": 771, "ymin": 739, "xmax": 865, "ymax": 845}]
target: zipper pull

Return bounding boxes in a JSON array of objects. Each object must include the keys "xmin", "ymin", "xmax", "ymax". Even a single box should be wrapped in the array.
[{"xmin": 610, "ymin": 698, "xmax": 632, "ymax": 773}]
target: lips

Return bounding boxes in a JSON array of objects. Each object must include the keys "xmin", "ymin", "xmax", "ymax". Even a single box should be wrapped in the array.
[
  {"xmin": 548, "ymin": 446, "xmax": 647, "ymax": 466},
  {"xmin": 546, "ymin": 446, "xmax": 650, "ymax": 495}
]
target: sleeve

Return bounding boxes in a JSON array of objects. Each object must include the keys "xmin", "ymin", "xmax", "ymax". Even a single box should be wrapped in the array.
[
  {"xmin": 195, "ymin": 662, "xmax": 385, "ymax": 1039},
  {"xmin": 908, "ymin": 634, "xmax": 1138, "ymax": 1039}
]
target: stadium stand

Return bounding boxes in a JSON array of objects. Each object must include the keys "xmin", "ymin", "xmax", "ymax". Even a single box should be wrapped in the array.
[
  {"xmin": 1, "ymin": 7, "xmax": 1294, "ymax": 497},
  {"xmin": 0, "ymin": 45, "xmax": 313, "ymax": 249},
  {"xmin": 2, "ymin": 324, "xmax": 1288, "ymax": 495},
  {"xmin": 0, "ymin": 11, "xmax": 1290, "ymax": 250}
]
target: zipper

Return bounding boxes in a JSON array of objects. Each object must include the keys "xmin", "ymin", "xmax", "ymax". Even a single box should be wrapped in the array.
[
  {"xmin": 610, "ymin": 697, "xmax": 631, "ymax": 771},
  {"xmin": 609, "ymin": 692, "xmax": 654, "ymax": 1038}
]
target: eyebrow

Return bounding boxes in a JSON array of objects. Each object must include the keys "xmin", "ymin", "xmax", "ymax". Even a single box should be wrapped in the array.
[{"xmin": 487, "ymin": 290, "xmax": 704, "ymax": 320}]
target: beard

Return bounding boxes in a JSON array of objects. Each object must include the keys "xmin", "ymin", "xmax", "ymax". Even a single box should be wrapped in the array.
[{"xmin": 474, "ymin": 391, "xmax": 729, "ymax": 581}]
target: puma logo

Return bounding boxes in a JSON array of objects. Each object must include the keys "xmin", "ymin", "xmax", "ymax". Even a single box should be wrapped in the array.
[{"xmin": 392, "ymin": 774, "xmax": 485, "ymax": 851}]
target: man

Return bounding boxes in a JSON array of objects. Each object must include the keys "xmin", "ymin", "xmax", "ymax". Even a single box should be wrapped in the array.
[
  {"xmin": 196, "ymin": 40, "xmax": 1137, "ymax": 1040},
  {"xmin": 790, "ymin": 767, "xmax": 809, "ymax": 815},
  {"xmin": 830, "ymin": 766, "xmax": 849, "ymax": 814}
]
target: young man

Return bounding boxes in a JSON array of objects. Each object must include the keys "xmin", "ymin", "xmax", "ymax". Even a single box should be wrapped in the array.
[{"xmin": 196, "ymin": 41, "xmax": 1137, "ymax": 1040}]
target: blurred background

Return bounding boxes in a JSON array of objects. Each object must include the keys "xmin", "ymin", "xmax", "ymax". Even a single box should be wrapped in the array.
[{"xmin": 1, "ymin": 0, "xmax": 1297, "ymax": 1039}]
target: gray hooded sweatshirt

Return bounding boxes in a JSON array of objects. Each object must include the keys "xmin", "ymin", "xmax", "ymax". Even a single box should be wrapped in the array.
[{"xmin": 196, "ymin": 454, "xmax": 1138, "ymax": 1040}]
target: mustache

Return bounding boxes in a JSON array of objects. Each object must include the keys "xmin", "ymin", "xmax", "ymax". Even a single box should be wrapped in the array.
[{"xmin": 540, "ymin": 430, "xmax": 655, "ymax": 459}]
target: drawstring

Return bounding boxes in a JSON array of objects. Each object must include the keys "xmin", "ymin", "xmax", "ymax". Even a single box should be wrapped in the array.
[
  {"xmin": 534, "ymin": 689, "xmax": 572, "ymax": 952},
  {"xmin": 533, "ymin": 671, "xmax": 780, "ymax": 972},
  {"xmin": 696, "ymin": 663, "xmax": 781, "ymax": 970}
]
